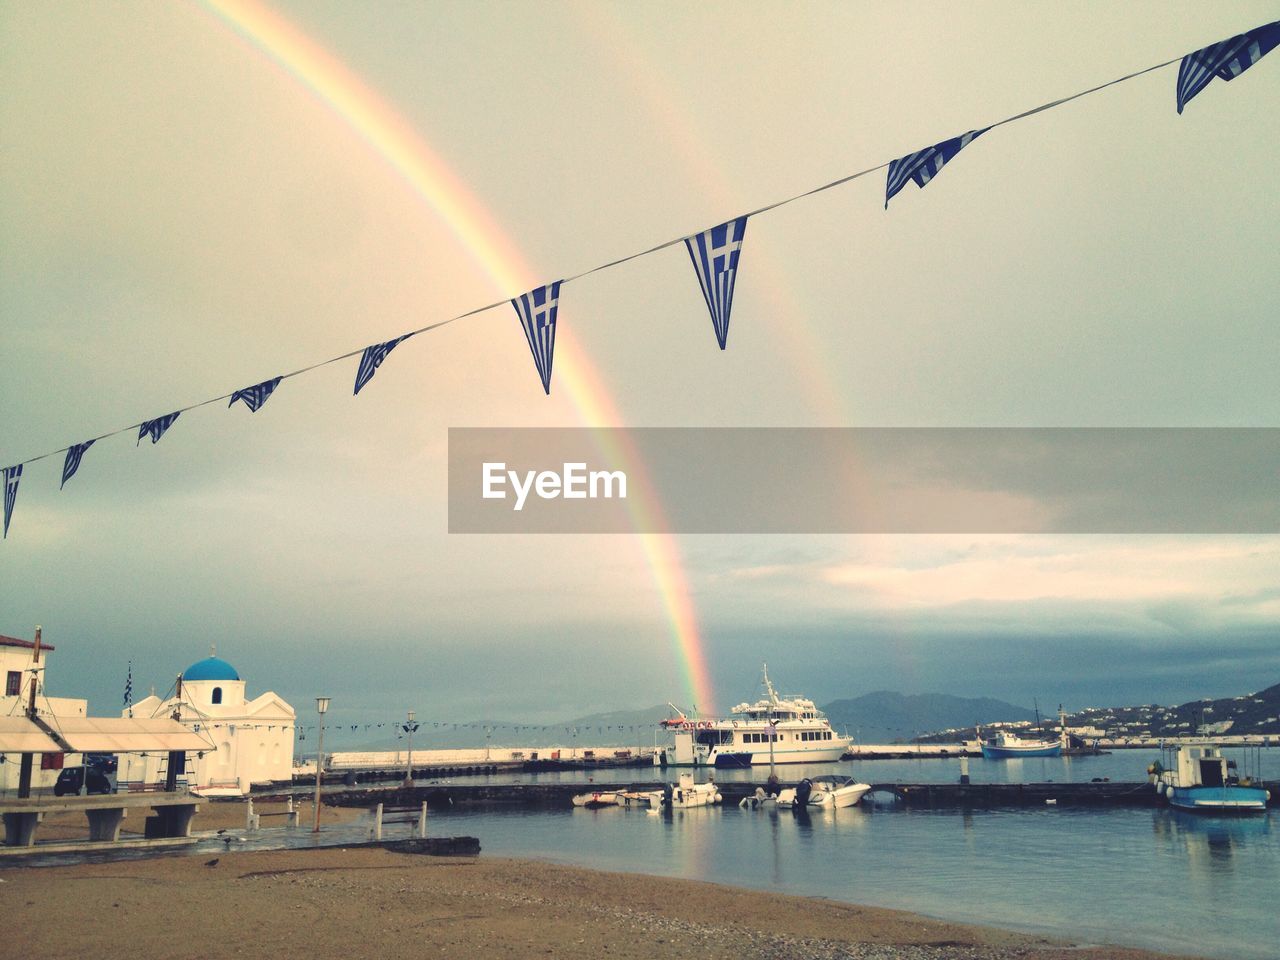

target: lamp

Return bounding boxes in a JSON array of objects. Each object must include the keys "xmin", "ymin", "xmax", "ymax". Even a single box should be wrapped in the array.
[
  {"xmin": 403, "ymin": 709, "xmax": 419, "ymax": 786},
  {"xmin": 313, "ymin": 696, "xmax": 330, "ymax": 832}
]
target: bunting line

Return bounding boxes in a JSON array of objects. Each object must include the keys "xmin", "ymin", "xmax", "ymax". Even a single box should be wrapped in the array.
[
  {"xmin": 61, "ymin": 440, "xmax": 95, "ymax": 489},
  {"xmin": 2, "ymin": 22, "xmax": 1274, "ymax": 486}
]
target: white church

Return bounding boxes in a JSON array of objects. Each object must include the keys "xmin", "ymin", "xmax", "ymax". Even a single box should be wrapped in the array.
[{"xmin": 119, "ymin": 652, "xmax": 295, "ymax": 796}]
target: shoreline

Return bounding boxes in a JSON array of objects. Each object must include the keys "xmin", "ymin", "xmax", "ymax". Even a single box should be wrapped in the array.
[{"xmin": 0, "ymin": 844, "xmax": 1204, "ymax": 960}]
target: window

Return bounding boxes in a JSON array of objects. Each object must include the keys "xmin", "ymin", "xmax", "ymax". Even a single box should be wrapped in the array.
[
  {"xmin": 6, "ymin": 671, "xmax": 21, "ymax": 696},
  {"xmin": 212, "ymin": 687, "xmax": 222, "ymax": 705}
]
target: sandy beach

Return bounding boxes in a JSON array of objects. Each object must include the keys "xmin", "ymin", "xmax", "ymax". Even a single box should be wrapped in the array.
[
  {"xmin": 26, "ymin": 795, "xmax": 361, "ymax": 842},
  {"xmin": 0, "ymin": 840, "xmax": 1201, "ymax": 960}
]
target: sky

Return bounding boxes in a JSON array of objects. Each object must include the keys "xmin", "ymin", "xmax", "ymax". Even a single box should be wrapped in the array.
[{"xmin": 2, "ymin": 1, "xmax": 1279, "ymax": 744}]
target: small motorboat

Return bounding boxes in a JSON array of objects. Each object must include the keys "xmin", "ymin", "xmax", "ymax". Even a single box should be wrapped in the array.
[
  {"xmin": 776, "ymin": 777, "xmax": 870, "ymax": 810},
  {"xmin": 806, "ymin": 775, "xmax": 871, "ymax": 808},
  {"xmin": 739, "ymin": 786, "xmax": 778, "ymax": 810},
  {"xmin": 662, "ymin": 774, "xmax": 722, "ymax": 808},
  {"xmin": 571, "ymin": 789, "xmax": 622, "ymax": 809}
]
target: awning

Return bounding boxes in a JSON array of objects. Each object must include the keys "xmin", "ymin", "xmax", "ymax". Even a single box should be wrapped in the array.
[
  {"xmin": 0, "ymin": 718, "xmax": 62, "ymax": 753},
  {"xmin": 0, "ymin": 716, "xmax": 213, "ymax": 753}
]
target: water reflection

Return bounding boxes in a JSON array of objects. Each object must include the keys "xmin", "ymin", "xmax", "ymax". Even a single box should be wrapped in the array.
[{"xmin": 1152, "ymin": 808, "xmax": 1271, "ymax": 874}]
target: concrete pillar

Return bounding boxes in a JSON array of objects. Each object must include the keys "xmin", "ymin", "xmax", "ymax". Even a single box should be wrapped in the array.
[
  {"xmin": 152, "ymin": 803, "xmax": 198, "ymax": 838},
  {"xmin": 959, "ymin": 756, "xmax": 970, "ymax": 785},
  {"xmin": 417, "ymin": 800, "xmax": 428, "ymax": 838},
  {"xmin": 86, "ymin": 807, "xmax": 126, "ymax": 842},
  {"xmin": 3, "ymin": 812, "xmax": 39, "ymax": 847},
  {"xmin": 372, "ymin": 802, "xmax": 383, "ymax": 841}
]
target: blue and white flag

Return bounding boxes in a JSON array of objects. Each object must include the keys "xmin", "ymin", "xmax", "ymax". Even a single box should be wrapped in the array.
[
  {"xmin": 354, "ymin": 336, "xmax": 409, "ymax": 395},
  {"xmin": 684, "ymin": 216, "xmax": 748, "ymax": 350},
  {"xmin": 2, "ymin": 464, "xmax": 20, "ymax": 539},
  {"xmin": 124, "ymin": 661, "xmax": 133, "ymax": 718},
  {"xmin": 885, "ymin": 128, "xmax": 988, "ymax": 208},
  {"xmin": 61, "ymin": 440, "xmax": 95, "ymax": 489},
  {"xmin": 138, "ymin": 412, "xmax": 181, "ymax": 445},
  {"xmin": 510, "ymin": 282, "xmax": 562, "ymax": 394},
  {"xmin": 229, "ymin": 376, "xmax": 283, "ymax": 412},
  {"xmin": 1176, "ymin": 21, "xmax": 1280, "ymax": 114}
]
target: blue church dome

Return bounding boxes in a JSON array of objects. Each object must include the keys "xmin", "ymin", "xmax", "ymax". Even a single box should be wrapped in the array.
[{"xmin": 183, "ymin": 655, "xmax": 241, "ymax": 682}]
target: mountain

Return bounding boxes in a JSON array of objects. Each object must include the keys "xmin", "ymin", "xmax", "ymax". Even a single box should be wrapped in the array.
[
  {"xmin": 820, "ymin": 691, "xmax": 1037, "ymax": 744},
  {"xmin": 562, "ymin": 705, "xmax": 675, "ymax": 729},
  {"xmin": 1065, "ymin": 681, "xmax": 1280, "ymax": 738}
]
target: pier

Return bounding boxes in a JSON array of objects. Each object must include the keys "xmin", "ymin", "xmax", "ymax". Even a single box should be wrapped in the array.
[{"xmin": 315, "ymin": 777, "xmax": 1261, "ymax": 810}]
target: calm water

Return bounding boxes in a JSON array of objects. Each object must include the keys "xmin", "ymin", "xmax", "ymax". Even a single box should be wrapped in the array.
[
  {"xmin": 412, "ymin": 744, "xmax": 1280, "ymax": 789},
  {"xmin": 17, "ymin": 748, "xmax": 1279, "ymax": 959},
  {"xmin": 421, "ymin": 803, "xmax": 1277, "ymax": 960},
  {"xmin": 398, "ymin": 747, "xmax": 1279, "ymax": 959}
]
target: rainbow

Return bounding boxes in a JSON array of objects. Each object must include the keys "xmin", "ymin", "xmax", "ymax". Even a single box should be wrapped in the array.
[{"xmin": 197, "ymin": 0, "xmax": 716, "ymax": 712}]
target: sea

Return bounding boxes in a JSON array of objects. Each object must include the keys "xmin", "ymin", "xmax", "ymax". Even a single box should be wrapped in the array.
[{"xmin": 22, "ymin": 748, "xmax": 1280, "ymax": 959}]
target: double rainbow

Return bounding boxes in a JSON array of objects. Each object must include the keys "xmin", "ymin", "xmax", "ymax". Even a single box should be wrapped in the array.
[{"xmin": 199, "ymin": 0, "xmax": 715, "ymax": 713}]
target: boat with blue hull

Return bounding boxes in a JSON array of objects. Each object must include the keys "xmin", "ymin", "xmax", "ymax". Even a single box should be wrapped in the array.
[
  {"xmin": 1151, "ymin": 744, "xmax": 1270, "ymax": 814},
  {"xmin": 979, "ymin": 728, "xmax": 1063, "ymax": 759}
]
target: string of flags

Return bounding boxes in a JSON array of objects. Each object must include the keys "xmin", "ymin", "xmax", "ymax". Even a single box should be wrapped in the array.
[{"xmin": 3, "ymin": 19, "xmax": 1277, "ymax": 540}]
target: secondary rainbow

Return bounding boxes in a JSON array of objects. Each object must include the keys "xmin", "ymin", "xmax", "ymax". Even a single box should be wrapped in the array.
[{"xmin": 197, "ymin": 0, "xmax": 716, "ymax": 712}]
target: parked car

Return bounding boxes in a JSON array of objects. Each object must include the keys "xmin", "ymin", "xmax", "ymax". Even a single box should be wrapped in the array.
[
  {"xmin": 53, "ymin": 766, "xmax": 114, "ymax": 796},
  {"xmin": 85, "ymin": 753, "xmax": 118, "ymax": 773}
]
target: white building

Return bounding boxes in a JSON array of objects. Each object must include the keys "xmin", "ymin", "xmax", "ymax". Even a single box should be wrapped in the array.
[
  {"xmin": 120, "ymin": 654, "xmax": 295, "ymax": 796},
  {"xmin": 1, "ymin": 632, "xmax": 88, "ymax": 794}
]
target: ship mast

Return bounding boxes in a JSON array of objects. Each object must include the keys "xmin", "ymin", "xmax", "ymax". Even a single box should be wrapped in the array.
[{"xmin": 761, "ymin": 663, "xmax": 778, "ymax": 707}]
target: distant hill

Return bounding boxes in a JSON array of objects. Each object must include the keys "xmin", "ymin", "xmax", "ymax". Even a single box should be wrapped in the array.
[
  {"xmin": 1066, "ymin": 681, "xmax": 1280, "ymax": 738},
  {"xmin": 821, "ymin": 691, "xmax": 1037, "ymax": 744},
  {"xmin": 562, "ymin": 705, "xmax": 675, "ymax": 729}
]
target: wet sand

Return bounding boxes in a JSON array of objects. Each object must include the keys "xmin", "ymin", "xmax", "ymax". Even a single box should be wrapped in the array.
[
  {"xmin": 30, "ymin": 795, "xmax": 360, "ymax": 841},
  {"xmin": 0, "ymin": 843, "xmax": 1202, "ymax": 960}
]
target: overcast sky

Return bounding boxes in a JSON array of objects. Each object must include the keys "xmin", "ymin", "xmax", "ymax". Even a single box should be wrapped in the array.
[{"xmin": 3, "ymin": 2, "xmax": 1278, "ymax": 742}]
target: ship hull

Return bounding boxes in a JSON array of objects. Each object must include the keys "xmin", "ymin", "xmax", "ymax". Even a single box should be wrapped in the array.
[
  {"xmin": 980, "ymin": 743, "xmax": 1062, "ymax": 759},
  {"xmin": 1167, "ymin": 785, "xmax": 1268, "ymax": 814}
]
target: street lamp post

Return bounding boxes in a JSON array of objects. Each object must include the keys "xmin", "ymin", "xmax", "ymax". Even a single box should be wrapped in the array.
[
  {"xmin": 403, "ymin": 710, "xmax": 419, "ymax": 787},
  {"xmin": 313, "ymin": 696, "xmax": 330, "ymax": 833}
]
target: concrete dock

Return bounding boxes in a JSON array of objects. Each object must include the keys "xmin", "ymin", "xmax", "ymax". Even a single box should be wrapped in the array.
[{"xmin": 317, "ymin": 778, "xmax": 1263, "ymax": 810}]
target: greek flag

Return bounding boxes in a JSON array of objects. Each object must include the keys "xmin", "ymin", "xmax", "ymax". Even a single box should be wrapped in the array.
[
  {"xmin": 124, "ymin": 661, "xmax": 133, "ymax": 718},
  {"xmin": 1176, "ymin": 21, "xmax": 1280, "ymax": 114},
  {"xmin": 885, "ymin": 128, "xmax": 988, "ymax": 208},
  {"xmin": 229, "ymin": 376, "xmax": 283, "ymax": 412},
  {"xmin": 61, "ymin": 440, "xmax": 96, "ymax": 489},
  {"xmin": 510, "ymin": 282, "xmax": 562, "ymax": 394},
  {"xmin": 684, "ymin": 216, "xmax": 748, "ymax": 350},
  {"xmin": 354, "ymin": 336, "xmax": 409, "ymax": 395},
  {"xmin": 138, "ymin": 412, "xmax": 180, "ymax": 445},
  {"xmin": 2, "ymin": 464, "xmax": 20, "ymax": 539}
]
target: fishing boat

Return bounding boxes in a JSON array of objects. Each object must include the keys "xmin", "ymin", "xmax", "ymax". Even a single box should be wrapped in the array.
[
  {"xmin": 979, "ymin": 728, "xmax": 1063, "ymax": 759},
  {"xmin": 656, "ymin": 664, "xmax": 848, "ymax": 767},
  {"xmin": 1150, "ymin": 744, "xmax": 1270, "ymax": 814},
  {"xmin": 776, "ymin": 776, "xmax": 871, "ymax": 810}
]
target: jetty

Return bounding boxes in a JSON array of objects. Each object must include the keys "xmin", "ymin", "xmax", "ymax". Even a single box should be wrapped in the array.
[{"xmin": 314, "ymin": 777, "xmax": 1262, "ymax": 811}]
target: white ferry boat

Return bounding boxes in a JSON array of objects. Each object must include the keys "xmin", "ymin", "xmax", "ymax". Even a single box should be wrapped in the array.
[{"xmin": 657, "ymin": 665, "xmax": 849, "ymax": 767}]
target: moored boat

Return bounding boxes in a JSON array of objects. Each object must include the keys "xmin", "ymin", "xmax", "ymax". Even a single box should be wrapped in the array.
[
  {"xmin": 775, "ymin": 776, "xmax": 870, "ymax": 810},
  {"xmin": 807, "ymin": 775, "xmax": 871, "ymax": 808},
  {"xmin": 571, "ymin": 789, "xmax": 623, "ymax": 809},
  {"xmin": 979, "ymin": 728, "xmax": 1063, "ymax": 759},
  {"xmin": 662, "ymin": 773, "xmax": 722, "ymax": 808},
  {"xmin": 658, "ymin": 665, "xmax": 848, "ymax": 767},
  {"xmin": 1151, "ymin": 744, "xmax": 1269, "ymax": 814}
]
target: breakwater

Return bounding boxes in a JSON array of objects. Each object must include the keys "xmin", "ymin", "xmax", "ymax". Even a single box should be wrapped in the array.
[{"xmin": 318, "ymin": 778, "xmax": 1245, "ymax": 810}]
